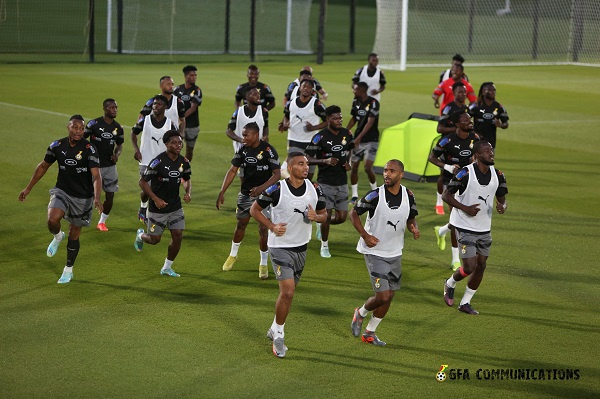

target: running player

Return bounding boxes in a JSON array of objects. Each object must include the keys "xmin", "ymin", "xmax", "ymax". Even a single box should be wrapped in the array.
[
  {"xmin": 469, "ymin": 82, "xmax": 509, "ymax": 149},
  {"xmin": 175, "ymin": 65, "xmax": 203, "ymax": 161},
  {"xmin": 432, "ymin": 65, "xmax": 476, "ymax": 114},
  {"xmin": 137, "ymin": 75, "xmax": 186, "ymax": 133},
  {"xmin": 283, "ymin": 66, "xmax": 328, "ymax": 106},
  {"xmin": 84, "ymin": 98, "xmax": 124, "ymax": 231},
  {"xmin": 352, "ymin": 53, "xmax": 386, "ymax": 101},
  {"xmin": 250, "ymin": 153, "xmax": 327, "ymax": 358},
  {"xmin": 305, "ymin": 105, "xmax": 354, "ymax": 258},
  {"xmin": 350, "ymin": 159, "xmax": 419, "ymax": 345},
  {"xmin": 134, "ymin": 130, "xmax": 191, "ymax": 278},
  {"xmin": 19, "ymin": 115, "xmax": 102, "ymax": 284},
  {"xmin": 235, "ymin": 64, "xmax": 275, "ymax": 111},
  {"xmin": 227, "ymin": 87, "xmax": 269, "ymax": 153},
  {"xmin": 217, "ymin": 122, "xmax": 281, "ymax": 279},
  {"xmin": 443, "ymin": 141, "xmax": 508, "ymax": 315}
]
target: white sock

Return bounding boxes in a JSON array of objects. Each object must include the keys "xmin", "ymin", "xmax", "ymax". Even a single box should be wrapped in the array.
[
  {"xmin": 359, "ymin": 305, "xmax": 369, "ymax": 318},
  {"xmin": 451, "ymin": 247, "xmax": 459, "ymax": 263},
  {"xmin": 230, "ymin": 241, "xmax": 241, "ymax": 257},
  {"xmin": 162, "ymin": 258, "xmax": 174, "ymax": 271},
  {"xmin": 446, "ymin": 276, "xmax": 457, "ymax": 288},
  {"xmin": 321, "ymin": 240, "xmax": 329, "ymax": 249},
  {"xmin": 369, "ymin": 181, "xmax": 377, "ymax": 190},
  {"xmin": 141, "ymin": 200, "xmax": 148, "ymax": 208},
  {"xmin": 366, "ymin": 316, "xmax": 382, "ymax": 332},
  {"xmin": 439, "ymin": 224, "xmax": 450, "ymax": 236},
  {"xmin": 54, "ymin": 231, "xmax": 64, "ymax": 241},
  {"xmin": 460, "ymin": 287, "xmax": 477, "ymax": 306},
  {"xmin": 351, "ymin": 184, "xmax": 358, "ymax": 198},
  {"xmin": 99, "ymin": 213, "xmax": 109, "ymax": 224},
  {"xmin": 259, "ymin": 250, "xmax": 269, "ymax": 266},
  {"xmin": 63, "ymin": 266, "xmax": 73, "ymax": 273},
  {"xmin": 436, "ymin": 192, "xmax": 443, "ymax": 206},
  {"xmin": 137, "ymin": 231, "xmax": 144, "ymax": 241},
  {"xmin": 271, "ymin": 316, "xmax": 284, "ymax": 338}
]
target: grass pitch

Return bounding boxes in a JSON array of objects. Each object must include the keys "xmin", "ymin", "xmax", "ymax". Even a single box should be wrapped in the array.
[{"xmin": 0, "ymin": 62, "xmax": 599, "ymax": 398}]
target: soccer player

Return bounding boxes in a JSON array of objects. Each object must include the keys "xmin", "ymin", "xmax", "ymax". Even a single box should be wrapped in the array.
[
  {"xmin": 346, "ymin": 82, "xmax": 380, "ymax": 204},
  {"xmin": 175, "ymin": 65, "xmax": 203, "ymax": 161},
  {"xmin": 227, "ymin": 87, "xmax": 269, "ymax": 153},
  {"xmin": 352, "ymin": 53, "xmax": 386, "ymax": 101},
  {"xmin": 428, "ymin": 111, "xmax": 481, "ymax": 271},
  {"xmin": 434, "ymin": 82, "xmax": 470, "ymax": 215},
  {"xmin": 306, "ymin": 105, "xmax": 354, "ymax": 258},
  {"xmin": 217, "ymin": 122, "xmax": 281, "ymax": 279},
  {"xmin": 19, "ymin": 115, "xmax": 102, "ymax": 284},
  {"xmin": 137, "ymin": 75, "xmax": 186, "ymax": 133},
  {"xmin": 439, "ymin": 54, "xmax": 469, "ymax": 83},
  {"xmin": 469, "ymin": 82, "xmax": 509, "ymax": 149},
  {"xmin": 442, "ymin": 141, "xmax": 508, "ymax": 315},
  {"xmin": 134, "ymin": 130, "xmax": 191, "ymax": 278},
  {"xmin": 349, "ymin": 159, "xmax": 420, "ymax": 345},
  {"xmin": 84, "ymin": 99, "xmax": 124, "ymax": 232},
  {"xmin": 278, "ymin": 79, "xmax": 327, "ymax": 179},
  {"xmin": 432, "ymin": 64, "xmax": 476, "ymax": 114},
  {"xmin": 250, "ymin": 153, "xmax": 327, "ymax": 358},
  {"xmin": 234, "ymin": 64, "xmax": 275, "ymax": 111},
  {"xmin": 283, "ymin": 66, "xmax": 328, "ymax": 106},
  {"xmin": 131, "ymin": 95, "xmax": 177, "ymax": 223}
]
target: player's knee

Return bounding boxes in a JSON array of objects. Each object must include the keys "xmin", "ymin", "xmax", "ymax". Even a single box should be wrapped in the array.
[
  {"xmin": 148, "ymin": 235, "xmax": 161, "ymax": 245},
  {"xmin": 236, "ymin": 219, "xmax": 250, "ymax": 231}
]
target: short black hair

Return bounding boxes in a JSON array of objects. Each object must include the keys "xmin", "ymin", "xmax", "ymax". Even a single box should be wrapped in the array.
[
  {"xmin": 244, "ymin": 87, "xmax": 259, "ymax": 98},
  {"xmin": 243, "ymin": 122, "xmax": 260, "ymax": 133},
  {"xmin": 299, "ymin": 70, "xmax": 312, "ymax": 77},
  {"xmin": 162, "ymin": 130, "xmax": 181, "ymax": 144},
  {"xmin": 325, "ymin": 105, "xmax": 341, "ymax": 117},
  {"xmin": 248, "ymin": 64, "xmax": 259, "ymax": 72},
  {"xmin": 154, "ymin": 94, "xmax": 169, "ymax": 105},
  {"xmin": 103, "ymin": 98, "xmax": 116, "ymax": 107},
  {"xmin": 453, "ymin": 64, "xmax": 464, "ymax": 72},
  {"xmin": 451, "ymin": 110, "xmax": 469, "ymax": 124},
  {"xmin": 452, "ymin": 54, "xmax": 465, "ymax": 63},
  {"xmin": 368, "ymin": 52, "xmax": 378, "ymax": 59},
  {"xmin": 69, "ymin": 114, "xmax": 84, "ymax": 122},
  {"xmin": 473, "ymin": 140, "xmax": 492, "ymax": 154},
  {"xmin": 299, "ymin": 78, "xmax": 315, "ymax": 89},
  {"xmin": 387, "ymin": 159, "xmax": 404, "ymax": 170},
  {"xmin": 452, "ymin": 81, "xmax": 466, "ymax": 92},
  {"xmin": 355, "ymin": 81, "xmax": 369, "ymax": 91},
  {"xmin": 159, "ymin": 75, "xmax": 171, "ymax": 84},
  {"xmin": 287, "ymin": 152, "xmax": 306, "ymax": 163},
  {"xmin": 182, "ymin": 65, "xmax": 197, "ymax": 74}
]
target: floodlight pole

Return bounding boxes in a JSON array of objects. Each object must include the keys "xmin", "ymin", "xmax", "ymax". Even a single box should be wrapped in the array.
[
  {"xmin": 250, "ymin": 0, "xmax": 256, "ymax": 62},
  {"xmin": 349, "ymin": 0, "xmax": 356, "ymax": 53},
  {"xmin": 400, "ymin": 0, "xmax": 408, "ymax": 71},
  {"xmin": 89, "ymin": 0, "xmax": 95, "ymax": 63},
  {"xmin": 317, "ymin": 0, "xmax": 326, "ymax": 64}
]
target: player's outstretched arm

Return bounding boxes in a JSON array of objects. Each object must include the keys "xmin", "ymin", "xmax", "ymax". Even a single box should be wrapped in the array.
[
  {"xmin": 19, "ymin": 161, "xmax": 51, "ymax": 202},
  {"xmin": 91, "ymin": 167, "xmax": 103, "ymax": 214},
  {"xmin": 216, "ymin": 166, "xmax": 239, "ymax": 209}
]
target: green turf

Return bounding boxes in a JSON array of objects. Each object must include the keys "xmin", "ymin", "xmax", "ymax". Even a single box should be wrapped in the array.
[{"xmin": 0, "ymin": 62, "xmax": 599, "ymax": 398}]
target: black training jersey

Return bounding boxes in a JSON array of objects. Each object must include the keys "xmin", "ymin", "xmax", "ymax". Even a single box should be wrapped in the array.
[
  {"xmin": 305, "ymin": 128, "xmax": 354, "ymax": 186},
  {"xmin": 469, "ymin": 101, "xmax": 509, "ymax": 148},
  {"xmin": 354, "ymin": 186, "xmax": 418, "ymax": 220},
  {"xmin": 432, "ymin": 131, "xmax": 481, "ymax": 179},
  {"xmin": 235, "ymin": 82, "xmax": 275, "ymax": 109},
  {"xmin": 256, "ymin": 179, "xmax": 326, "ymax": 210},
  {"xmin": 143, "ymin": 152, "xmax": 191, "ymax": 214},
  {"xmin": 44, "ymin": 137, "xmax": 99, "ymax": 199},
  {"xmin": 174, "ymin": 84, "xmax": 203, "ymax": 128},
  {"xmin": 84, "ymin": 117, "xmax": 124, "ymax": 167},
  {"xmin": 232, "ymin": 141, "xmax": 280, "ymax": 196},
  {"xmin": 438, "ymin": 102, "xmax": 468, "ymax": 133},
  {"xmin": 227, "ymin": 106, "xmax": 270, "ymax": 131},
  {"xmin": 350, "ymin": 96, "xmax": 380, "ymax": 142},
  {"xmin": 447, "ymin": 164, "xmax": 508, "ymax": 198}
]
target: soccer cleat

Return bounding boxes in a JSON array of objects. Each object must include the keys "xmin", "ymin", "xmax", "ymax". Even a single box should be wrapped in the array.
[
  {"xmin": 134, "ymin": 228, "xmax": 144, "ymax": 252},
  {"xmin": 350, "ymin": 196, "xmax": 358, "ymax": 205},
  {"xmin": 96, "ymin": 223, "xmax": 108, "ymax": 232},
  {"xmin": 458, "ymin": 303, "xmax": 479, "ymax": 315},
  {"xmin": 46, "ymin": 231, "xmax": 65, "ymax": 257},
  {"xmin": 361, "ymin": 330, "xmax": 386, "ymax": 346},
  {"xmin": 160, "ymin": 268, "xmax": 180, "ymax": 277},
  {"xmin": 315, "ymin": 224, "xmax": 322, "ymax": 241},
  {"xmin": 320, "ymin": 247, "xmax": 331, "ymax": 258},
  {"xmin": 222, "ymin": 256, "xmax": 237, "ymax": 271},
  {"xmin": 138, "ymin": 207, "xmax": 147, "ymax": 223},
  {"xmin": 351, "ymin": 307, "xmax": 364, "ymax": 337},
  {"xmin": 444, "ymin": 282, "xmax": 455, "ymax": 307},
  {"xmin": 451, "ymin": 261, "xmax": 461, "ymax": 271},
  {"xmin": 57, "ymin": 270, "xmax": 73, "ymax": 284},
  {"xmin": 259, "ymin": 265, "xmax": 268, "ymax": 280},
  {"xmin": 434, "ymin": 226, "xmax": 446, "ymax": 251},
  {"xmin": 266, "ymin": 329, "xmax": 288, "ymax": 357},
  {"xmin": 435, "ymin": 205, "xmax": 445, "ymax": 215}
]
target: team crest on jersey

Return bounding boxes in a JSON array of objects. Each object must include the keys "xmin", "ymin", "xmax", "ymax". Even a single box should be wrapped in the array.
[
  {"xmin": 469, "ymin": 140, "xmax": 474, "ymax": 149},
  {"xmin": 112, "ymin": 128, "xmax": 118, "ymax": 135},
  {"xmin": 374, "ymin": 278, "xmax": 381, "ymax": 289},
  {"xmin": 150, "ymin": 224, "xmax": 156, "ymax": 232},
  {"xmin": 265, "ymin": 183, "xmax": 279, "ymax": 195},
  {"xmin": 257, "ymin": 151, "xmax": 263, "ymax": 160},
  {"xmin": 493, "ymin": 108, "xmax": 498, "ymax": 116},
  {"xmin": 149, "ymin": 158, "xmax": 161, "ymax": 169},
  {"xmin": 342, "ymin": 137, "xmax": 347, "ymax": 145},
  {"xmin": 312, "ymin": 133, "xmax": 322, "ymax": 144},
  {"xmin": 365, "ymin": 190, "xmax": 379, "ymax": 202},
  {"xmin": 75, "ymin": 151, "xmax": 82, "ymax": 160},
  {"xmin": 178, "ymin": 163, "xmax": 183, "ymax": 172},
  {"xmin": 456, "ymin": 168, "xmax": 468, "ymax": 180}
]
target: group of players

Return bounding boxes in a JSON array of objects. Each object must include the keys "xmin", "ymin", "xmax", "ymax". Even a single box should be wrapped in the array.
[{"xmin": 18, "ymin": 53, "xmax": 509, "ymax": 358}]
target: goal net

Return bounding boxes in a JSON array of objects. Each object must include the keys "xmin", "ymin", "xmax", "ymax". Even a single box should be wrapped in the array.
[
  {"xmin": 374, "ymin": 0, "xmax": 600, "ymax": 69},
  {"xmin": 106, "ymin": 0, "xmax": 313, "ymax": 54}
]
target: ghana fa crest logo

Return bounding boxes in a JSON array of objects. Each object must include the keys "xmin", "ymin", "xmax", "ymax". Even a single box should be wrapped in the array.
[{"xmin": 436, "ymin": 364, "xmax": 448, "ymax": 382}]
